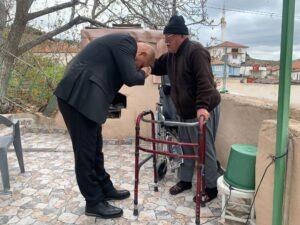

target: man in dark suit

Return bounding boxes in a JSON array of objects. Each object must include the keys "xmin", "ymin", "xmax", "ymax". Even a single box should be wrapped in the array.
[{"xmin": 54, "ymin": 33, "xmax": 155, "ymax": 219}]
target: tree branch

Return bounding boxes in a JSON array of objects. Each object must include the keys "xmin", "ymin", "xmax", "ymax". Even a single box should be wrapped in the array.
[
  {"xmin": 18, "ymin": 16, "xmax": 107, "ymax": 55},
  {"xmin": 70, "ymin": 4, "xmax": 76, "ymax": 21},
  {"xmin": 91, "ymin": 0, "xmax": 99, "ymax": 19},
  {"xmin": 94, "ymin": 0, "xmax": 116, "ymax": 19},
  {"xmin": 120, "ymin": 0, "xmax": 158, "ymax": 29},
  {"xmin": 27, "ymin": 0, "xmax": 81, "ymax": 21}
]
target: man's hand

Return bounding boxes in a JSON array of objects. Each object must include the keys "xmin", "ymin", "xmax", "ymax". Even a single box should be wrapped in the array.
[
  {"xmin": 141, "ymin": 67, "xmax": 151, "ymax": 78},
  {"xmin": 197, "ymin": 108, "xmax": 210, "ymax": 121},
  {"xmin": 197, "ymin": 108, "xmax": 209, "ymax": 128}
]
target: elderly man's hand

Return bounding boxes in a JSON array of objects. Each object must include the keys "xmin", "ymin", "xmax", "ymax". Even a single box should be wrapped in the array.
[
  {"xmin": 141, "ymin": 67, "xmax": 151, "ymax": 78},
  {"xmin": 197, "ymin": 108, "xmax": 209, "ymax": 128},
  {"xmin": 197, "ymin": 108, "xmax": 210, "ymax": 121}
]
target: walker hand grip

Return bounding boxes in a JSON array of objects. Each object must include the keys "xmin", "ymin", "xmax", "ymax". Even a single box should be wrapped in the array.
[{"xmin": 198, "ymin": 115, "xmax": 206, "ymax": 134}]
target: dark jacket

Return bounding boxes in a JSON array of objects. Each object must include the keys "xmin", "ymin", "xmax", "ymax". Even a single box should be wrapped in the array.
[
  {"xmin": 54, "ymin": 33, "xmax": 145, "ymax": 124},
  {"xmin": 152, "ymin": 38, "xmax": 221, "ymax": 119}
]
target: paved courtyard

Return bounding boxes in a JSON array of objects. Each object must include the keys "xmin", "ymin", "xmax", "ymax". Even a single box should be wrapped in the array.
[{"xmin": 0, "ymin": 132, "xmax": 243, "ymax": 225}]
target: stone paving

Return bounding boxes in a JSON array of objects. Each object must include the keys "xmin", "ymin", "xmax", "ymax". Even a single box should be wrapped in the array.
[{"xmin": 0, "ymin": 131, "xmax": 244, "ymax": 225}]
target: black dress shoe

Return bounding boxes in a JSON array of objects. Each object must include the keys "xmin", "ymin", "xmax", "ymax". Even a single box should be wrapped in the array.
[
  {"xmin": 105, "ymin": 189, "xmax": 130, "ymax": 201},
  {"xmin": 85, "ymin": 201, "xmax": 123, "ymax": 218}
]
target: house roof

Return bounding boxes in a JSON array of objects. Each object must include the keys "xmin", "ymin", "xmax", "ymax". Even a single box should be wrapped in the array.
[
  {"xmin": 211, "ymin": 59, "xmax": 241, "ymax": 68},
  {"xmin": 270, "ymin": 65, "xmax": 280, "ymax": 72},
  {"xmin": 209, "ymin": 41, "xmax": 248, "ymax": 49},
  {"xmin": 32, "ymin": 40, "xmax": 80, "ymax": 54},
  {"xmin": 292, "ymin": 59, "xmax": 300, "ymax": 71},
  {"xmin": 211, "ymin": 58, "xmax": 224, "ymax": 65},
  {"xmin": 269, "ymin": 59, "xmax": 300, "ymax": 72}
]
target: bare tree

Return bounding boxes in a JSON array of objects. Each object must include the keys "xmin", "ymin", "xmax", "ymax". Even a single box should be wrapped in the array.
[
  {"xmin": 0, "ymin": 0, "xmax": 108, "ymax": 103},
  {"xmin": 87, "ymin": 0, "xmax": 214, "ymax": 31},
  {"xmin": 117, "ymin": 0, "xmax": 214, "ymax": 29},
  {"xmin": 0, "ymin": 0, "xmax": 214, "ymax": 112}
]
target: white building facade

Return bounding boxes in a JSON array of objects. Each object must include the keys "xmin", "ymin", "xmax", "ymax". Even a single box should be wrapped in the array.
[{"xmin": 208, "ymin": 41, "xmax": 248, "ymax": 66}]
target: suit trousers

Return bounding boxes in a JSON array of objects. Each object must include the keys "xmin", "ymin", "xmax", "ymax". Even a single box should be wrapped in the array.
[
  {"xmin": 57, "ymin": 98, "xmax": 113, "ymax": 205},
  {"xmin": 177, "ymin": 104, "xmax": 220, "ymax": 188}
]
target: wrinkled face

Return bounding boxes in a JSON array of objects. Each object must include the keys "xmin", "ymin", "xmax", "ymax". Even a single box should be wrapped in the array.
[{"xmin": 164, "ymin": 34, "xmax": 183, "ymax": 53}]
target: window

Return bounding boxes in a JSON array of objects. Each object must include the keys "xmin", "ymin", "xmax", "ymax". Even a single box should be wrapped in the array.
[
  {"xmin": 232, "ymin": 48, "xmax": 238, "ymax": 53},
  {"xmin": 231, "ymin": 48, "xmax": 238, "ymax": 59},
  {"xmin": 216, "ymin": 65, "xmax": 223, "ymax": 71}
]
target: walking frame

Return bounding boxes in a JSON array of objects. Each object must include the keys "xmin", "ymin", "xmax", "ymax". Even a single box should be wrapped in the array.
[{"xmin": 133, "ymin": 109, "xmax": 207, "ymax": 225}]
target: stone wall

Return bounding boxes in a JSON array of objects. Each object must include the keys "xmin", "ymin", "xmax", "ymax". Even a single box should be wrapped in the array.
[
  {"xmin": 255, "ymin": 120, "xmax": 300, "ymax": 225},
  {"xmin": 215, "ymin": 94, "xmax": 300, "ymax": 167}
]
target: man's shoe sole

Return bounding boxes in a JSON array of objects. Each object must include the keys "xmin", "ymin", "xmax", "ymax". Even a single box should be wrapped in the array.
[
  {"xmin": 104, "ymin": 193, "xmax": 130, "ymax": 201},
  {"xmin": 85, "ymin": 211, "xmax": 123, "ymax": 219}
]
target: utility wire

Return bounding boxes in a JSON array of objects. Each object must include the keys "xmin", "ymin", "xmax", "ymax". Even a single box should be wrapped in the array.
[
  {"xmin": 206, "ymin": 4, "xmax": 300, "ymax": 20},
  {"xmin": 199, "ymin": 138, "xmax": 291, "ymax": 225},
  {"xmin": 244, "ymin": 138, "xmax": 292, "ymax": 224}
]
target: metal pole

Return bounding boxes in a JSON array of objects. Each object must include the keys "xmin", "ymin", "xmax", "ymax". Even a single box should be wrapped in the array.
[
  {"xmin": 220, "ymin": 46, "xmax": 228, "ymax": 93},
  {"xmin": 171, "ymin": 0, "xmax": 177, "ymax": 15},
  {"xmin": 272, "ymin": 0, "xmax": 295, "ymax": 224}
]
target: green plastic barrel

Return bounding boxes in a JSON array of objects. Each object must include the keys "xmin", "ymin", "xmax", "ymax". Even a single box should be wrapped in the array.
[{"xmin": 224, "ymin": 144, "xmax": 257, "ymax": 190}]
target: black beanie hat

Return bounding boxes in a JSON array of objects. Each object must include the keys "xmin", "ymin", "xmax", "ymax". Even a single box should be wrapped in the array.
[{"xmin": 163, "ymin": 15, "xmax": 189, "ymax": 35}]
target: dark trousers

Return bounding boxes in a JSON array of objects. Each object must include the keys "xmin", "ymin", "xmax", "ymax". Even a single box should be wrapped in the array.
[{"xmin": 57, "ymin": 98, "xmax": 113, "ymax": 205}]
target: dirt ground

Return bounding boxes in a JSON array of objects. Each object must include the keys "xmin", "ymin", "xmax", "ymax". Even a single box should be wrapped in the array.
[{"xmin": 218, "ymin": 78, "xmax": 300, "ymax": 108}]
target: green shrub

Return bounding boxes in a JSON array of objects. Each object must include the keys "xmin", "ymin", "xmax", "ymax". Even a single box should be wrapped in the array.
[{"xmin": 7, "ymin": 53, "xmax": 65, "ymax": 110}]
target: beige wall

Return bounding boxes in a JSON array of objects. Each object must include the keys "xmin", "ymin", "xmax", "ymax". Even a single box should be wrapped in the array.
[
  {"xmin": 215, "ymin": 94, "xmax": 300, "ymax": 167},
  {"xmin": 255, "ymin": 120, "xmax": 300, "ymax": 225},
  {"xmin": 102, "ymin": 77, "xmax": 159, "ymax": 138},
  {"xmin": 215, "ymin": 95, "xmax": 300, "ymax": 225},
  {"xmin": 55, "ymin": 75, "xmax": 160, "ymax": 139}
]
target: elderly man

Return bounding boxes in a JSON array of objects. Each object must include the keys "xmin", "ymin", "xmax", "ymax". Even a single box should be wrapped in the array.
[
  {"xmin": 151, "ymin": 15, "xmax": 221, "ymax": 203},
  {"xmin": 54, "ymin": 33, "xmax": 155, "ymax": 219}
]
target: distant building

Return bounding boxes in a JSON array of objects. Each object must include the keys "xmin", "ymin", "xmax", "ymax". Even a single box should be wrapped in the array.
[
  {"xmin": 208, "ymin": 41, "xmax": 248, "ymax": 66},
  {"xmin": 211, "ymin": 58, "xmax": 241, "ymax": 77},
  {"xmin": 267, "ymin": 60, "xmax": 300, "ymax": 81},
  {"xmin": 292, "ymin": 59, "xmax": 300, "ymax": 81},
  {"xmin": 250, "ymin": 64, "xmax": 268, "ymax": 78},
  {"xmin": 292, "ymin": 69, "xmax": 300, "ymax": 81},
  {"xmin": 268, "ymin": 65, "xmax": 280, "ymax": 77}
]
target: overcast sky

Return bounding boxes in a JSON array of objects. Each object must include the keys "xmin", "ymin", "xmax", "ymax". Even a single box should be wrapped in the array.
[
  {"xmin": 31, "ymin": 0, "xmax": 300, "ymax": 60},
  {"xmin": 194, "ymin": 0, "xmax": 300, "ymax": 60}
]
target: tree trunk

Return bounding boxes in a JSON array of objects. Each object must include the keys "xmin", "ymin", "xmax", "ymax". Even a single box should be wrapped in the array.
[
  {"xmin": 0, "ymin": 55, "xmax": 14, "ymax": 97},
  {"xmin": 0, "ymin": 0, "xmax": 29, "ymax": 98},
  {"xmin": 0, "ymin": 0, "xmax": 6, "ymax": 46},
  {"xmin": 0, "ymin": 54, "xmax": 16, "ymax": 113}
]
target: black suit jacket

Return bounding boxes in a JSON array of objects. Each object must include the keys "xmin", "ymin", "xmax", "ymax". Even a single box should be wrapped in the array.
[{"xmin": 54, "ymin": 33, "xmax": 146, "ymax": 124}]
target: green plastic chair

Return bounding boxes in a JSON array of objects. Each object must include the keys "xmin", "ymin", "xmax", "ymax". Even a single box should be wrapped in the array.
[{"xmin": 0, "ymin": 115, "xmax": 25, "ymax": 193}]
